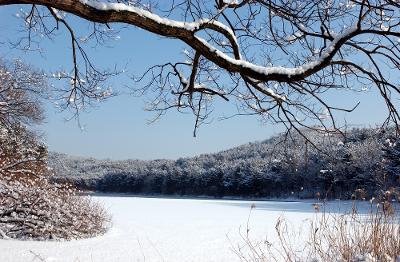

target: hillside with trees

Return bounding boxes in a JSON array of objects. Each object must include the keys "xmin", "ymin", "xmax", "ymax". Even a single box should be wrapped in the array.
[{"xmin": 50, "ymin": 127, "xmax": 399, "ymax": 199}]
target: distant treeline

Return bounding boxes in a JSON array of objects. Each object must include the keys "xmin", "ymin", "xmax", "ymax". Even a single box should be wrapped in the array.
[{"xmin": 50, "ymin": 128, "xmax": 400, "ymax": 199}]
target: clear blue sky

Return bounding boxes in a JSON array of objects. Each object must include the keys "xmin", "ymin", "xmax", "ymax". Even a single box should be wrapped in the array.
[{"xmin": 0, "ymin": 5, "xmax": 389, "ymax": 160}]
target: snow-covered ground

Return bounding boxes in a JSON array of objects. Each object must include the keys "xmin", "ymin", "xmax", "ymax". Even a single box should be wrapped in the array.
[{"xmin": 0, "ymin": 196, "xmax": 372, "ymax": 262}]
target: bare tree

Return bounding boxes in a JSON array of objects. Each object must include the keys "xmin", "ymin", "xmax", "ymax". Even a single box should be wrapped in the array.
[
  {"xmin": 0, "ymin": 59, "xmax": 45, "ymax": 128},
  {"xmin": 1, "ymin": 0, "xmax": 399, "ymax": 138}
]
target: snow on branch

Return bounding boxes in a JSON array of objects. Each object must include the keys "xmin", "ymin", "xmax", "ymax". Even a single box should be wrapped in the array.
[
  {"xmin": 1, "ymin": 0, "xmax": 400, "ymax": 137},
  {"xmin": 78, "ymin": 0, "xmax": 356, "ymax": 81},
  {"xmin": 194, "ymin": 25, "xmax": 358, "ymax": 81}
]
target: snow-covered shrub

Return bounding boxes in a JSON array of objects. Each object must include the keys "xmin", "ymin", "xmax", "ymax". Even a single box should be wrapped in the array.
[
  {"xmin": 0, "ymin": 124, "xmax": 47, "ymax": 181},
  {"xmin": 0, "ymin": 58, "xmax": 111, "ymax": 240},
  {"xmin": 0, "ymin": 59, "xmax": 47, "ymax": 181},
  {"xmin": 0, "ymin": 125, "xmax": 110, "ymax": 240},
  {"xmin": 0, "ymin": 175, "xmax": 110, "ymax": 240}
]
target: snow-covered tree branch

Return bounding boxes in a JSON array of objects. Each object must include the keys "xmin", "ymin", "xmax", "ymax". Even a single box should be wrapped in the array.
[
  {"xmin": 0, "ymin": 60, "xmax": 45, "ymax": 128},
  {"xmin": 1, "ymin": 0, "xmax": 400, "ymax": 136}
]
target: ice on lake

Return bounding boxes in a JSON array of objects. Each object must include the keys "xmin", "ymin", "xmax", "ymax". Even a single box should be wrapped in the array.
[{"xmin": 0, "ymin": 196, "xmax": 374, "ymax": 262}]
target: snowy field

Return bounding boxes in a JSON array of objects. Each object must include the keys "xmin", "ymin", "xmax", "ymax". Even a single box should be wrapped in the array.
[{"xmin": 0, "ymin": 196, "xmax": 372, "ymax": 262}]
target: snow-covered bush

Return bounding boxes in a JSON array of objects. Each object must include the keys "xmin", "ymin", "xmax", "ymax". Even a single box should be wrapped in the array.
[
  {"xmin": 0, "ymin": 125, "xmax": 110, "ymax": 240},
  {"xmin": 0, "ymin": 124, "xmax": 47, "ymax": 181},
  {"xmin": 0, "ymin": 175, "xmax": 110, "ymax": 240},
  {"xmin": 0, "ymin": 59, "xmax": 47, "ymax": 180},
  {"xmin": 0, "ymin": 60, "xmax": 110, "ymax": 241}
]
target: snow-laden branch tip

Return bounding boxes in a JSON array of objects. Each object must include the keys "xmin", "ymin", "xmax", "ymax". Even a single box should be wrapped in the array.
[
  {"xmin": 79, "ymin": 0, "xmax": 236, "ymax": 37},
  {"xmin": 194, "ymin": 26, "xmax": 358, "ymax": 80}
]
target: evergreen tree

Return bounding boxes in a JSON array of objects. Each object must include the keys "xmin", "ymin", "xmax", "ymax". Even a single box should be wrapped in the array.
[{"xmin": 382, "ymin": 138, "xmax": 400, "ymax": 187}]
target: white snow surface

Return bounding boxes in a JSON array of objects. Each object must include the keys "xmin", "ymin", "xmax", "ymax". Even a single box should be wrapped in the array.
[{"xmin": 0, "ymin": 196, "xmax": 371, "ymax": 262}]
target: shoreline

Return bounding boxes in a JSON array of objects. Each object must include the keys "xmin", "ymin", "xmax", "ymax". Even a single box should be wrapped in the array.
[{"xmin": 83, "ymin": 191, "xmax": 335, "ymax": 203}]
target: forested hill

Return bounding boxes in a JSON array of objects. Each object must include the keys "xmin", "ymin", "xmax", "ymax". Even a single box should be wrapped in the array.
[{"xmin": 49, "ymin": 128, "xmax": 399, "ymax": 199}]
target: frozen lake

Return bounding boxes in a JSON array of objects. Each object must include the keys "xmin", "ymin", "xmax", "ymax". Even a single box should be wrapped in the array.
[{"xmin": 0, "ymin": 196, "xmax": 371, "ymax": 262}]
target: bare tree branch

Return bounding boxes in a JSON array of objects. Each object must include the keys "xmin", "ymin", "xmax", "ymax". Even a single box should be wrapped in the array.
[{"xmin": 1, "ymin": 0, "xmax": 399, "ymax": 137}]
